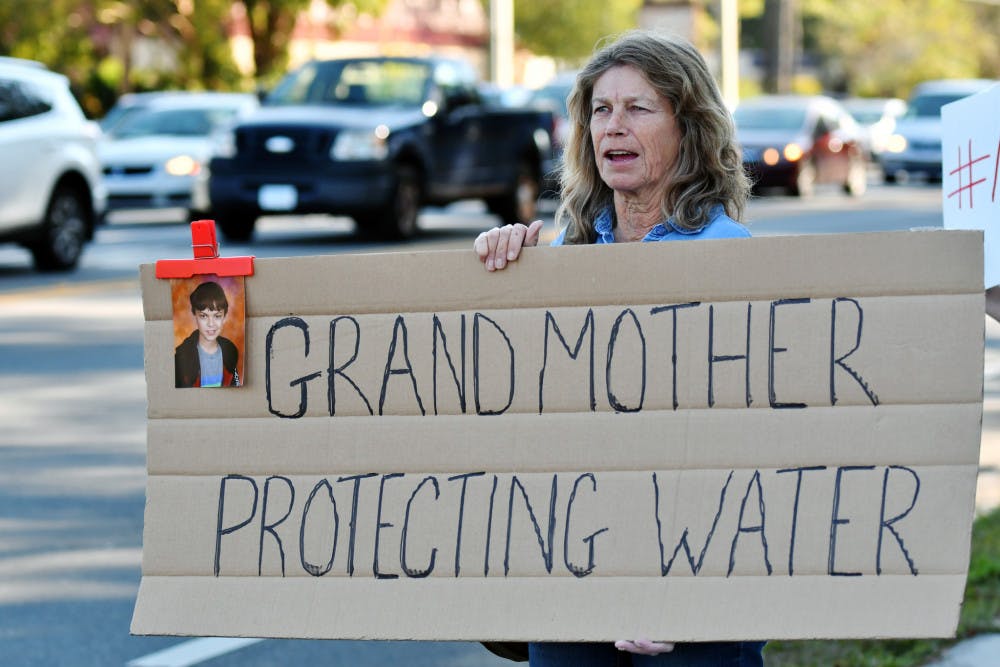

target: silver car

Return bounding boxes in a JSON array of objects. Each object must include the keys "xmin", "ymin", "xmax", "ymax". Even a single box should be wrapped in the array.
[{"xmin": 98, "ymin": 92, "xmax": 257, "ymax": 218}]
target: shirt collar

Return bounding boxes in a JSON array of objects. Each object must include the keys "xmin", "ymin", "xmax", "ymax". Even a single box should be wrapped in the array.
[{"xmin": 594, "ymin": 205, "xmax": 723, "ymax": 242}]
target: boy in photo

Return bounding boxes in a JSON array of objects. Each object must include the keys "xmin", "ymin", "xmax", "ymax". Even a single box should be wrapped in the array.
[{"xmin": 174, "ymin": 280, "xmax": 241, "ymax": 387}]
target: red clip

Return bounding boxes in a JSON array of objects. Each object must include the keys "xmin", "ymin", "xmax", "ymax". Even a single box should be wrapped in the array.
[{"xmin": 155, "ymin": 220, "xmax": 255, "ymax": 279}]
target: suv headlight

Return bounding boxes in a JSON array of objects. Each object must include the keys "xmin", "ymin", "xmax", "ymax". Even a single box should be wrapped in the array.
[{"xmin": 330, "ymin": 126, "xmax": 389, "ymax": 161}]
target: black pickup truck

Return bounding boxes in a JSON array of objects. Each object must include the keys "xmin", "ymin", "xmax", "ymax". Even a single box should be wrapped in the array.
[{"xmin": 204, "ymin": 56, "xmax": 557, "ymax": 241}]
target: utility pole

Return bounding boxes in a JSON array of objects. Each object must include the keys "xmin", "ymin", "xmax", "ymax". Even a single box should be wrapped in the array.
[
  {"xmin": 763, "ymin": 0, "xmax": 798, "ymax": 93},
  {"xmin": 489, "ymin": 0, "xmax": 515, "ymax": 86},
  {"xmin": 720, "ymin": 0, "xmax": 739, "ymax": 108}
]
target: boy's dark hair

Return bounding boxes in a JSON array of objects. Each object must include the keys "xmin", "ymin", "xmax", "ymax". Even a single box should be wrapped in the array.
[{"xmin": 189, "ymin": 281, "xmax": 229, "ymax": 314}]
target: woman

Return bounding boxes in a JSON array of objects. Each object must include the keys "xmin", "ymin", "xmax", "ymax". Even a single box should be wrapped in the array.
[{"xmin": 474, "ymin": 30, "xmax": 763, "ymax": 667}]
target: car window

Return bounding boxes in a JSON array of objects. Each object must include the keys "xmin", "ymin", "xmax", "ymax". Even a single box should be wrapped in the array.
[
  {"xmin": 904, "ymin": 93, "xmax": 969, "ymax": 119},
  {"xmin": 111, "ymin": 107, "xmax": 237, "ymax": 138},
  {"xmin": 266, "ymin": 60, "xmax": 430, "ymax": 107},
  {"xmin": 0, "ymin": 78, "xmax": 52, "ymax": 123},
  {"xmin": 733, "ymin": 107, "xmax": 807, "ymax": 131},
  {"xmin": 847, "ymin": 108, "xmax": 883, "ymax": 124},
  {"xmin": 529, "ymin": 86, "xmax": 570, "ymax": 117}
]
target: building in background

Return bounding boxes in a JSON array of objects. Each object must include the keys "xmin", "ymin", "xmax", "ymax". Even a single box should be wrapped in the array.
[
  {"xmin": 226, "ymin": 0, "xmax": 554, "ymax": 86},
  {"xmin": 639, "ymin": 0, "xmax": 700, "ymax": 44}
]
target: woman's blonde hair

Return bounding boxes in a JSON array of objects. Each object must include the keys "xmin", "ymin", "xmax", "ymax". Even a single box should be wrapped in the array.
[{"xmin": 556, "ymin": 30, "xmax": 750, "ymax": 245}]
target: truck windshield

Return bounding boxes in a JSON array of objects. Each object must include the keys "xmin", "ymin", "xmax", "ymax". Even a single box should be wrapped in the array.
[{"xmin": 266, "ymin": 60, "xmax": 430, "ymax": 107}]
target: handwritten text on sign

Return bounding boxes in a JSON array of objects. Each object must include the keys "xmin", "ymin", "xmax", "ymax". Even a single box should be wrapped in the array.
[
  {"xmin": 263, "ymin": 298, "xmax": 880, "ymax": 419},
  {"xmin": 213, "ymin": 465, "xmax": 934, "ymax": 581},
  {"xmin": 198, "ymin": 296, "xmax": 943, "ymax": 582}
]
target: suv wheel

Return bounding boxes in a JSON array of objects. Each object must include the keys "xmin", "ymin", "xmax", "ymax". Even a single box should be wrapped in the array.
[
  {"xmin": 487, "ymin": 161, "xmax": 539, "ymax": 224},
  {"xmin": 30, "ymin": 183, "xmax": 89, "ymax": 271}
]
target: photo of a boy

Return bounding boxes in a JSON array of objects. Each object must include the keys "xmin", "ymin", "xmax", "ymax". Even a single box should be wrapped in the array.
[{"xmin": 174, "ymin": 280, "xmax": 241, "ymax": 388}]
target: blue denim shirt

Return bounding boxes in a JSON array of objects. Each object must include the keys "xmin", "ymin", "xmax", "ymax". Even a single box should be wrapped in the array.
[{"xmin": 552, "ymin": 204, "xmax": 750, "ymax": 245}]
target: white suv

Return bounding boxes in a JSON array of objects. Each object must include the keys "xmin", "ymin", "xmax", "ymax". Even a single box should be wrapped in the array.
[{"xmin": 0, "ymin": 58, "xmax": 106, "ymax": 271}]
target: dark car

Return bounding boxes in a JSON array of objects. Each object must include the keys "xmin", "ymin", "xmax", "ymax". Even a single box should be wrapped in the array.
[
  {"xmin": 205, "ymin": 56, "xmax": 556, "ymax": 241},
  {"xmin": 734, "ymin": 95, "xmax": 868, "ymax": 197}
]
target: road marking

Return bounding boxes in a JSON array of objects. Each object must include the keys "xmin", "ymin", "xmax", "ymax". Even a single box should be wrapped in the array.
[{"xmin": 127, "ymin": 637, "xmax": 264, "ymax": 666}]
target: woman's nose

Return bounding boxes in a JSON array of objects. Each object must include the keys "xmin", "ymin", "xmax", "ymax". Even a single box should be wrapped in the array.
[{"xmin": 605, "ymin": 108, "xmax": 626, "ymax": 134}]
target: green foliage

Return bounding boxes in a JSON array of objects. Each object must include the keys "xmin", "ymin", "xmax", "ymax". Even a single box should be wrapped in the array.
[
  {"xmin": 763, "ymin": 506, "xmax": 1000, "ymax": 667},
  {"xmin": 4, "ymin": 1, "xmax": 997, "ymax": 117},
  {"xmin": 242, "ymin": 0, "xmax": 387, "ymax": 83},
  {"xmin": 512, "ymin": 0, "xmax": 643, "ymax": 65},
  {"xmin": 0, "ymin": 0, "xmax": 246, "ymax": 114},
  {"xmin": 801, "ymin": 0, "xmax": 995, "ymax": 97}
]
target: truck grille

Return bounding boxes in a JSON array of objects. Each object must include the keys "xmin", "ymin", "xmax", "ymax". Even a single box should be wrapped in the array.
[{"xmin": 236, "ymin": 127, "xmax": 335, "ymax": 162}]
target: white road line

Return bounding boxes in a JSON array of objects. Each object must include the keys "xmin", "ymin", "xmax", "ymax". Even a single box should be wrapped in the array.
[{"xmin": 127, "ymin": 637, "xmax": 264, "ymax": 667}]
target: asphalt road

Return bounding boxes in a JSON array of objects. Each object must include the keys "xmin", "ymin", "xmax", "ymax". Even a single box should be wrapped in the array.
[{"xmin": 2, "ymin": 182, "xmax": 995, "ymax": 666}]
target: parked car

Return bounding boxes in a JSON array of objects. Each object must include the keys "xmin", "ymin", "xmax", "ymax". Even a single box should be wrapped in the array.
[
  {"xmin": 881, "ymin": 79, "xmax": 996, "ymax": 183},
  {"xmin": 205, "ymin": 56, "xmax": 557, "ymax": 241},
  {"xmin": 734, "ymin": 95, "xmax": 868, "ymax": 197},
  {"xmin": 841, "ymin": 96, "xmax": 906, "ymax": 168},
  {"xmin": 0, "ymin": 58, "xmax": 106, "ymax": 271},
  {"xmin": 98, "ymin": 92, "xmax": 257, "ymax": 218}
]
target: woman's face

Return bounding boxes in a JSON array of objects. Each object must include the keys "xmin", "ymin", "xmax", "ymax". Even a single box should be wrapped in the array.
[{"xmin": 589, "ymin": 64, "xmax": 681, "ymax": 202}]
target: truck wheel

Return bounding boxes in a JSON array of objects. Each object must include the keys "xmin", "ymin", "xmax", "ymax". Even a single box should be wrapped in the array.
[
  {"xmin": 360, "ymin": 165, "xmax": 421, "ymax": 241},
  {"xmin": 488, "ymin": 161, "xmax": 539, "ymax": 224},
  {"xmin": 214, "ymin": 209, "xmax": 257, "ymax": 242},
  {"xmin": 29, "ymin": 183, "xmax": 89, "ymax": 272}
]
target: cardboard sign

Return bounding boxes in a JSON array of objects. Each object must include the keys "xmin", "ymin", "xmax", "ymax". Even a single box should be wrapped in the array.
[
  {"xmin": 942, "ymin": 83, "xmax": 1000, "ymax": 287},
  {"xmin": 132, "ymin": 230, "xmax": 984, "ymax": 642}
]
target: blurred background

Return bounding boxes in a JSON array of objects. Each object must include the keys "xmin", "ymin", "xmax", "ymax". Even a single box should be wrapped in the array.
[{"xmin": 2, "ymin": 0, "xmax": 999, "ymax": 116}]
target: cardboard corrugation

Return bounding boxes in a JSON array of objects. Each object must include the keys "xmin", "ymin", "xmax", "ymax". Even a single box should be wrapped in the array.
[{"xmin": 132, "ymin": 230, "xmax": 985, "ymax": 641}]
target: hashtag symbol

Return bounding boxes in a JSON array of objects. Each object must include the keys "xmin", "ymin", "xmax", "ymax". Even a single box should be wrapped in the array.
[
  {"xmin": 993, "ymin": 136, "xmax": 999, "ymax": 203},
  {"xmin": 948, "ymin": 139, "xmax": 990, "ymax": 209}
]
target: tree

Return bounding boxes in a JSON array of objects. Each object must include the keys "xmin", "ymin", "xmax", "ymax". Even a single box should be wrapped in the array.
[
  {"xmin": 0, "ymin": 0, "xmax": 246, "ymax": 113},
  {"xmin": 801, "ymin": 0, "xmax": 992, "ymax": 97},
  {"xmin": 511, "ymin": 0, "xmax": 643, "ymax": 65},
  {"xmin": 240, "ymin": 0, "xmax": 387, "ymax": 82}
]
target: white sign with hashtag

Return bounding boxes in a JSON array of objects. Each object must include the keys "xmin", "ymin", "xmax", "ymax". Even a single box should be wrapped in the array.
[{"xmin": 943, "ymin": 83, "xmax": 1000, "ymax": 287}]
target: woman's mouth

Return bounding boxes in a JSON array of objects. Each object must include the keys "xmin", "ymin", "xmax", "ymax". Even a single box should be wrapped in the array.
[{"xmin": 605, "ymin": 150, "xmax": 637, "ymax": 162}]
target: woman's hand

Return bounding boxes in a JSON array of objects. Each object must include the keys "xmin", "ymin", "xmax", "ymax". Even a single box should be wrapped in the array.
[
  {"xmin": 614, "ymin": 639, "xmax": 676, "ymax": 656},
  {"xmin": 473, "ymin": 220, "xmax": 544, "ymax": 271}
]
